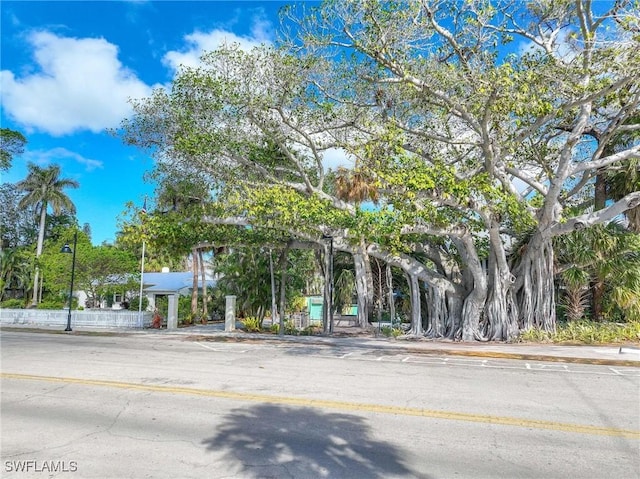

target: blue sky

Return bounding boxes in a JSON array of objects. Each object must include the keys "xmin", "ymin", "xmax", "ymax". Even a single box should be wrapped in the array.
[{"xmin": 1, "ymin": 0, "xmax": 297, "ymax": 245}]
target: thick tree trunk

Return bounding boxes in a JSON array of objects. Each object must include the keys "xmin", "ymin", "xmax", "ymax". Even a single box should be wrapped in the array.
[
  {"xmin": 484, "ymin": 227, "xmax": 519, "ymax": 341},
  {"xmin": 364, "ymin": 249, "xmax": 375, "ymax": 320},
  {"xmin": 374, "ymin": 258, "xmax": 384, "ymax": 324},
  {"xmin": 424, "ymin": 284, "xmax": 464, "ymax": 339},
  {"xmin": 406, "ymin": 273, "xmax": 422, "ymax": 336},
  {"xmin": 461, "ymin": 287, "xmax": 486, "ymax": 341},
  {"xmin": 366, "ymin": 244, "xmax": 461, "ymax": 336},
  {"xmin": 452, "ymin": 235, "xmax": 487, "ymax": 341},
  {"xmin": 386, "ymin": 264, "xmax": 395, "ymax": 325},
  {"xmin": 447, "ymin": 293, "xmax": 464, "ymax": 340},
  {"xmin": 485, "ymin": 262, "xmax": 519, "ymax": 341},
  {"xmin": 425, "ymin": 285, "xmax": 446, "ymax": 338},
  {"xmin": 516, "ymin": 234, "xmax": 556, "ymax": 332},
  {"xmin": 353, "ymin": 252, "xmax": 371, "ymax": 328}
]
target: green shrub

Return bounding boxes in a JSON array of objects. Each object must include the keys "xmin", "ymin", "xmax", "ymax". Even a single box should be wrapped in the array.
[
  {"xmin": 1, "ymin": 298, "xmax": 25, "ymax": 309},
  {"xmin": 381, "ymin": 326, "xmax": 403, "ymax": 338},
  {"xmin": 300, "ymin": 325, "xmax": 321, "ymax": 336},
  {"xmin": 285, "ymin": 319, "xmax": 297, "ymax": 335},
  {"xmin": 177, "ymin": 296, "xmax": 192, "ymax": 324},
  {"xmin": 241, "ymin": 316, "xmax": 262, "ymax": 332},
  {"xmin": 269, "ymin": 319, "xmax": 298, "ymax": 335},
  {"xmin": 37, "ymin": 299, "xmax": 67, "ymax": 310},
  {"xmin": 129, "ymin": 295, "xmax": 149, "ymax": 312},
  {"xmin": 180, "ymin": 313, "xmax": 193, "ymax": 326},
  {"xmin": 519, "ymin": 321, "xmax": 640, "ymax": 344},
  {"xmin": 155, "ymin": 296, "xmax": 169, "ymax": 318}
]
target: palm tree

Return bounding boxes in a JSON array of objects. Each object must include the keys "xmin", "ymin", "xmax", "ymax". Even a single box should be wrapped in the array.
[
  {"xmin": 334, "ymin": 167, "xmax": 379, "ymax": 204},
  {"xmin": 215, "ymin": 248, "xmax": 274, "ymax": 322},
  {"xmin": 16, "ymin": 163, "xmax": 79, "ymax": 306},
  {"xmin": 554, "ymin": 223, "xmax": 640, "ymax": 322},
  {"xmin": 590, "ymin": 114, "xmax": 639, "ymax": 314},
  {"xmin": 553, "ymin": 233, "xmax": 593, "ymax": 322}
]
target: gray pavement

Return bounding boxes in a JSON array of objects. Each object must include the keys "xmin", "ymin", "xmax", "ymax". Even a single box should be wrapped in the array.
[
  {"xmin": 2, "ymin": 322, "xmax": 639, "ymax": 367},
  {"xmin": 2, "ymin": 330, "xmax": 639, "ymax": 479}
]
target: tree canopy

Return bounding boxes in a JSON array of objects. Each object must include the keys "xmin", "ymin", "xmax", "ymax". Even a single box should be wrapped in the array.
[
  {"xmin": 0, "ymin": 128, "xmax": 26, "ymax": 171},
  {"xmin": 117, "ymin": 0, "xmax": 640, "ymax": 340}
]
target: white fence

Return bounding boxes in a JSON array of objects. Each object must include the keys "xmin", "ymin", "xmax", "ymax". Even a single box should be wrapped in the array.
[{"xmin": 0, "ymin": 309, "xmax": 153, "ymax": 329}]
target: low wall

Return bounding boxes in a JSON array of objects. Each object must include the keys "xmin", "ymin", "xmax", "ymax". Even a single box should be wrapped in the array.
[{"xmin": 0, "ymin": 309, "xmax": 154, "ymax": 329}]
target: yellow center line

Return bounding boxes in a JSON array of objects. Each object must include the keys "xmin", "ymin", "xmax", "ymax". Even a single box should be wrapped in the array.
[{"xmin": 2, "ymin": 372, "xmax": 638, "ymax": 439}]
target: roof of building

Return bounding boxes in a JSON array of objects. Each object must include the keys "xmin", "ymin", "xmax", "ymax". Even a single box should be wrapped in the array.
[{"xmin": 143, "ymin": 272, "xmax": 216, "ymax": 295}]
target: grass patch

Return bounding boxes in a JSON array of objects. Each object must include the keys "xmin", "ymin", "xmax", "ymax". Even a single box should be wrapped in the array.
[{"xmin": 519, "ymin": 321, "xmax": 640, "ymax": 344}]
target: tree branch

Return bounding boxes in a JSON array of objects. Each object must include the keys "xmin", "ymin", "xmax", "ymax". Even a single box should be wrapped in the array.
[
  {"xmin": 571, "ymin": 145, "xmax": 640, "ymax": 175},
  {"xmin": 549, "ymin": 191, "xmax": 640, "ymax": 237}
]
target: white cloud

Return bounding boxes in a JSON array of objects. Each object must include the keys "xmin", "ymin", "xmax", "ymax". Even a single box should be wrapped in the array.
[
  {"xmin": 322, "ymin": 148, "xmax": 355, "ymax": 171},
  {"xmin": 0, "ymin": 31, "xmax": 155, "ymax": 136},
  {"xmin": 24, "ymin": 147, "xmax": 104, "ymax": 171},
  {"xmin": 517, "ymin": 31, "xmax": 578, "ymax": 63},
  {"xmin": 162, "ymin": 17, "xmax": 273, "ymax": 73}
]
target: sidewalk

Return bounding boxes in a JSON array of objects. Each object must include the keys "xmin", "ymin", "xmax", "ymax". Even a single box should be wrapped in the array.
[
  {"xmin": 2, "ymin": 322, "xmax": 639, "ymax": 367},
  {"xmin": 169, "ymin": 324, "xmax": 640, "ymax": 367}
]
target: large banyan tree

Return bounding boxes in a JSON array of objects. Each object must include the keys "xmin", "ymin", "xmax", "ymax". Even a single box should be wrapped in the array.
[{"xmin": 118, "ymin": 0, "xmax": 640, "ymax": 341}]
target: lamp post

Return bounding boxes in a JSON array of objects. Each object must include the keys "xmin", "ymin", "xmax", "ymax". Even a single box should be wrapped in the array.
[{"xmin": 60, "ymin": 231, "xmax": 77, "ymax": 332}]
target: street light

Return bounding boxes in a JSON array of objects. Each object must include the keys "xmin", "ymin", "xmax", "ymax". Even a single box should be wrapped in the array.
[{"xmin": 60, "ymin": 231, "xmax": 78, "ymax": 332}]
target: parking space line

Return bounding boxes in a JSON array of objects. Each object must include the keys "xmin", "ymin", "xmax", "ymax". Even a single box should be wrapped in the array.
[
  {"xmin": 325, "ymin": 350, "xmax": 639, "ymax": 376},
  {"xmin": 193, "ymin": 342, "xmax": 247, "ymax": 353}
]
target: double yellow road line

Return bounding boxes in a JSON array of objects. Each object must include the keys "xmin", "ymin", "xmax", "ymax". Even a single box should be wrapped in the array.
[{"xmin": 2, "ymin": 372, "xmax": 638, "ymax": 439}]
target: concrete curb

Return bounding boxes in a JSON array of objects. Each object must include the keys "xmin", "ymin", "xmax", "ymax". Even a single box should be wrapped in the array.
[
  {"xmin": 176, "ymin": 331, "xmax": 640, "ymax": 367},
  {"xmin": 394, "ymin": 347, "xmax": 640, "ymax": 368}
]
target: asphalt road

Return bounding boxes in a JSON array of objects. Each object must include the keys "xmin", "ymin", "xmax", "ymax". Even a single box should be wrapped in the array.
[{"xmin": 1, "ymin": 331, "xmax": 639, "ymax": 479}]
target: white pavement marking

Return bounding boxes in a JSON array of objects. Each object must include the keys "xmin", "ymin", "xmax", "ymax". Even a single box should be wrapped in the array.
[
  {"xmin": 189, "ymin": 342, "xmax": 639, "ymax": 376},
  {"xmin": 193, "ymin": 342, "xmax": 247, "ymax": 353},
  {"xmin": 537, "ymin": 364, "xmax": 570, "ymax": 370}
]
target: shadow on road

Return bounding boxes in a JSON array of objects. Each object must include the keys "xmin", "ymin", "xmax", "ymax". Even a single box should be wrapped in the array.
[{"xmin": 202, "ymin": 404, "xmax": 428, "ymax": 478}]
